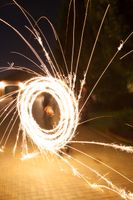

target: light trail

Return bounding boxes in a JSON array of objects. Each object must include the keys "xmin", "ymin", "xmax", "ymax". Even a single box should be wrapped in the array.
[
  {"xmin": 17, "ymin": 76, "xmax": 79, "ymax": 152},
  {"xmin": 0, "ymin": 0, "xmax": 133, "ymax": 199},
  {"xmin": 70, "ymin": 141, "xmax": 133, "ymax": 154},
  {"xmin": 58, "ymin": 148, "xmax": 133, "ymax": 200}
]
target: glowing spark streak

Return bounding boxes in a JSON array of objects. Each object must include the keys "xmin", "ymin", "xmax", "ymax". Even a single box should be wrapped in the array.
[
  {"xmin": 12, "ymin": 0, "xmax": 68, "ymax": 79},
  {"xmin": 13, "ymin": 0, "xmax": 58, "ymax": 77},
  {"xmin": 67, "ymin": 145, "xmax": 133, "ymax": 184},
  {"xmin": 0, "ymin": 18, "xmax": 48, "ymax": 75},
  {"xmin": 0, "ymin": 146, "xmax": 4, "ymax": 153},
  {"xmin": 79, "ymin": 115, "xmax": 112, "ymax": 125},
  {"xmin": 33, "ymin": 17, "xmax": 64, "ymax": 78},
  {"xmin": 36, "ymin": 16, "xmax": 69, "ymax": 77},
  {"xmin": 118, "ymin": 40, "xmax": 124, "ymax": 51},
  {"xmin": 59, "ymin": 149, "xmax": 133, "ymax": 200},
  {"xmin": 13, "ymin": 0, "xmax": 69, "ymax": 77},
  {"xmin": 80, "ymin": 31, "xmax": 133, "ymax": 115},
  {"xmin": 70, "ymin": 0, "xmax": 76, "ymax": 78},
  {"xmin": 0, "ymin": 100, "xmax": 16, "ymax": 127},
  {"xmin": 21, "ymin": 152, "xmax": 40, "ymax": 161},
  {"xmin": 70, "ymin": 141, "xmax": 133, "ymax": 154},
  {"xmin": 120, "ymin": 49, "xmax": 133, "ymax": 60},
  {"xmin": 75, "ymin": 0, "xmax": 90, "ymax": 82},
  {"xmin": 17, "ymin": 76, "xmax": 79, "ymax": 152}
]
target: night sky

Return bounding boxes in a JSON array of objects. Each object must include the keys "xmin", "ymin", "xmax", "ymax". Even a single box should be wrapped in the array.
[
  {"xmin": 0, "ymin": 0, "xmax": 65, "ymax": 67},
  {"xmin": 0, "ymin": 0, "xmax": 132, "ymax": 70}
]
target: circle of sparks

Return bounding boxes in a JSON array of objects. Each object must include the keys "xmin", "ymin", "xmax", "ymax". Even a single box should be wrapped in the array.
[{"xmin": 17, "ymin": 76, "xmax": 79, "ymax": 152}]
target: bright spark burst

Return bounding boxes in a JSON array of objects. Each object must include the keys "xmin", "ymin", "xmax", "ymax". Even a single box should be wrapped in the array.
[
  {"xmin": 0, "ymin": 0, "xmax": 133, "ymax": 199},
  {"xmin": 17, "ymin": 76, "xmax": 79, "ymax": 152}
]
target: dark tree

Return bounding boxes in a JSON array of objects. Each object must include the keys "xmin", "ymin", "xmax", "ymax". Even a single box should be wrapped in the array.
[{"xmin": 56, "ymin": 0, "xmax": 133, "ymax": 110}]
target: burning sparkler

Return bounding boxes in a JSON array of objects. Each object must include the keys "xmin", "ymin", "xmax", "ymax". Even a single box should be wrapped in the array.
[{"xmin": 17, "ymin": 76, "xmax": 79, "ymax": 153}]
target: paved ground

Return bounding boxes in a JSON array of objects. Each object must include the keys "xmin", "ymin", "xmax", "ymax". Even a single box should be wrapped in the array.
[{"xmin": 0, "ymin": 125, "xmax": 133, "ymax": 200}]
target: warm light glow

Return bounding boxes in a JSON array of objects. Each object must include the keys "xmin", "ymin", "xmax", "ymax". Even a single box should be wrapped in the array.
[
  {"xmin": 0, "ymin": 81, "xmax": 5, "ymax": 89},
  {"xmin": 17, "ymin": 76, "xmax": 79, "ymax": 152},
  {"xmin": 18, "ymin": 82, "xmax": 24, "ymax": 90}
]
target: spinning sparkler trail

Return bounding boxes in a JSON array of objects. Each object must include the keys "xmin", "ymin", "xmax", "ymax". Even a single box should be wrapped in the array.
[
  {"xmin": 0, "ymin": 0, "xmax": 133, "ymax": 199},
  {"xmin": 17, "ymin": 76, "xmax": 79, "ymax": 152}
]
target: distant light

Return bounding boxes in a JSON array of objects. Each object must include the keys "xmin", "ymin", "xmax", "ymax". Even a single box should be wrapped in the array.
[
  {"xmin": 0, "ymin": 81, "xmax": 5, "ymax": 89},
  {"xmin": 127, "ymin": 83, "xmax": 133, "ymax": 93},
  {"xmin": 18, "ymin": 82, "xmax": 24, "ymax": 89}
]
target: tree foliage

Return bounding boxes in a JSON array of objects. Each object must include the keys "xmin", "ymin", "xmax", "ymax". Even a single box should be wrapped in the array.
[{"xmin": 57, "ymin": 0, "xmax": 133, "ymax": 110}]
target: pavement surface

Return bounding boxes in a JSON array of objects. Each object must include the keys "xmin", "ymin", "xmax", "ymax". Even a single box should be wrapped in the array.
[{"xmin": 0, "ymin": 124, "xmax": 133, "ymax": 200}]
